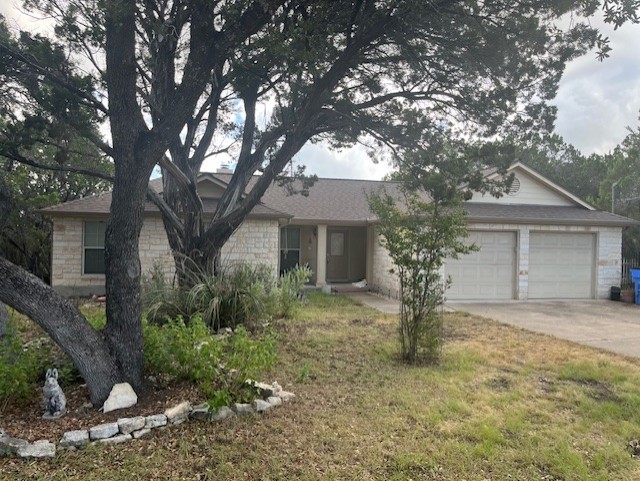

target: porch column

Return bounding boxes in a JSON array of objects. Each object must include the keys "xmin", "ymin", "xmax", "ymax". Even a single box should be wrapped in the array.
[
  {"xmin": 366, "ymin": 225, "xmax": 374, "ymax": 283},
  {"xmin": 316, "ymin": 224, "xmax": 327, "ymax": 286}
]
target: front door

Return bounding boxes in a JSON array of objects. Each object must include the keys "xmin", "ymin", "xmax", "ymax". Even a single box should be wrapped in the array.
[{"xmin": 327, "ymin": 229, "xmax": 349, "ymax": 281}]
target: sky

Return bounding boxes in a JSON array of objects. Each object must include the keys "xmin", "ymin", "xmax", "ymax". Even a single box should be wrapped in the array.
[{"xmin": 2, "ymin": 1, "xmax": 639, "ymax": 180}]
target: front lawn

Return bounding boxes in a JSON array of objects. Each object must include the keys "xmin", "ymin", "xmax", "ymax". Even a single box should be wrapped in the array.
[{"xmin": 3, "ymin": 293, "xmax": 640, "ymax": 480}]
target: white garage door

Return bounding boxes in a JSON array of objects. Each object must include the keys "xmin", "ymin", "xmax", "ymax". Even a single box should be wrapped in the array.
[
  {"xmin": 446, "ymin": 231, "xmax": 516, "ymax": 300},
  {"xmin": 529, "ymin": 232, "xmax": 595, "ymax": 299}
]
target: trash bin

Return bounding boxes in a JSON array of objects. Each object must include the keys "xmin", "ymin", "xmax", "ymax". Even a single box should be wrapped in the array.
[
  {"xmin": 611, "ymin": 286, "xmax": 621, "ymax": 301},
  {"xmin": 631, "ymin": 269, "xmax": 640, "ymax": 305}
]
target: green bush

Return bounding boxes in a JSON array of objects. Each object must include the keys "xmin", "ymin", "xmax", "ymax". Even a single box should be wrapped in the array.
[
  {"xmin": 143, "ymin": 261, "xmax": 278, "ymax": 330},
  {"xmin": 273, "ymin": 265, "xmax": 312, "ymax": 319},
  {"xmin": 143, "ymin": 260, "xmax": 312, "ymax": 328},
  {"xmin": 142, "ymin": 262, "xmax": 192, "ymax": 324},
  {"xmin": 143, "ymin": 315, "xmax": 277, "ymax": 409},
  {"xmin": 186, "ymin": 263, "xmax": 273, "ymax": 331},
  {"xmin": 0, "ymin": 318, "xmax": 75, "ymax": 409}
]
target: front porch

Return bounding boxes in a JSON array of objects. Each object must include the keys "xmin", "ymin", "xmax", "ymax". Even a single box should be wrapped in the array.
[{"xmin": 279, "ymin": 224, "xmax": 374, "ymax": 286}]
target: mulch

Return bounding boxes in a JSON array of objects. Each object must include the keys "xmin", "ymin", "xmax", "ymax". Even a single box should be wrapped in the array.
[{"xmin": 1, "ymin": 380, "xmax": 203, "ymax": 443}]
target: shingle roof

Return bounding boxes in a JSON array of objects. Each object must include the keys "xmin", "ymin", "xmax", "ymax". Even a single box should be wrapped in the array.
[
  {"xmin": 40, "ymin": 173, "xmax": 637, "ymax": 227},
  {"xmin": 465, "ymin": 203, "xmax": 638, "ymax": 226},
  {"xmin": 41, "ymin": 177, "xmax": 289, "ymax": 219},
  {"xmin": 214, "ymin": 174, "xmax": 402, "ymax": 223}
]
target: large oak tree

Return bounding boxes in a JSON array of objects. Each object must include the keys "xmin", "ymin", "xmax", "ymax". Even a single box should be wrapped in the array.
[{"xmin": 0, "ymin": 0, "xmax": 635, "ymax": 405}]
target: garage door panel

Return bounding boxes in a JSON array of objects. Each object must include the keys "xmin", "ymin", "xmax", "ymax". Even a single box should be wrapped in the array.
[
  {"xmin": 529, "ymin": 232, "xmax": 594, "ymax": 299},
  {"xmin": 446, "ymin": 231, "xmax": 516, "ymax": 300}
]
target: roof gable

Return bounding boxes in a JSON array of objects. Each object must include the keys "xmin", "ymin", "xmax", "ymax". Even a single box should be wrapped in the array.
[
  {"xmin": 468, "ymin": 162, "xmax": 594, "ymax": 209},
  {"xmin": 196, "ymin": 173, "xmax": 230, "ymax": 198}
]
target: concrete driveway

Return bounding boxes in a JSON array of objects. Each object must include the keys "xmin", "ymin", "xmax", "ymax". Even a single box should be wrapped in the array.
[{"xmin": 447, "ymin": 301, "xmax": 640, "ymax": 358}]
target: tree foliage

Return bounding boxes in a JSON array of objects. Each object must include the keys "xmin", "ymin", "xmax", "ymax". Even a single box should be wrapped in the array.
[
  {"xmin": 0, "ymin": 137, "xmax": 112, "ymax": 281},
  {"xmin": 595, "ymin": 124, "xmax": 640, "ymax": 256}
]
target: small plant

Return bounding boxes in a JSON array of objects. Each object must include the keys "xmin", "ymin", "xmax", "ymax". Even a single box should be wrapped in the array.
[
  {"xmin": 143, "ymin": 316, "xmax": 277, "ymax": 407},
  {"xmin": 274, "ymin": 265, "xmax": 312, "ymax": 319},
  {"xmin": 0, "ymin": 316, "xmax": 74, "ymax": 411},
  {"xmin": 297, "ymin": 362, "xmax": 311, "ymax": 383}
]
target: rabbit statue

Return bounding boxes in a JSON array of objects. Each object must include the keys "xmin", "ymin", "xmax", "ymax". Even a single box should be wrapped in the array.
[{"xmin": 42, "ymin": 368, "xmax": 67, "ymax": 419}]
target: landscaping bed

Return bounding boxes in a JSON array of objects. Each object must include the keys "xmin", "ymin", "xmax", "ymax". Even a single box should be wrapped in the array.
[{"xmin": 3, "ymin": 293, "xmax": 640, "ymax": 480}]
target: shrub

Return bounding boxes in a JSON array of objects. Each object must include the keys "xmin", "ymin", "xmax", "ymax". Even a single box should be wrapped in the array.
[
  {"xmin": 0, "ymin": 316, "xmax": 75, "ymax": 410},
  {"xmin": 273, "ymin": 265, "xmax": 312, "ymax": 319},
  {"xmin": 186, "ymin": 263, "xmax": 272, "ymax": 331},
  {"xmin": 142, "ymin": 262, "xmax": 192, "ymax": 324},
  {"xmin": 143, "ymin": 315, "xmax": 277, "ymax": 408},
  {"xmin": 143, "ymin": 260, "xmax": 280, "ymax": 330},
  {"xmin": 143, "ymin": 260, "xmax": 311, "ymax": 329}
]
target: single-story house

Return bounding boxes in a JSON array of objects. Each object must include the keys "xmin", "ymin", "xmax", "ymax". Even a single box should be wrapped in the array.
[{"xmin": 41, "ymin": 162, "xmax": 636, "ymax": 300}]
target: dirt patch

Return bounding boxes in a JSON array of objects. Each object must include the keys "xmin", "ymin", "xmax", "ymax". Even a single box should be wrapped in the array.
[
  {"xmin": 538, "ymin": 377, "xmax": 557, "ymax": 394},
  {"xmin": 574, "ymin": 379, "xmax": 619, "ymax": 403},
  {"xmin": 1, "ymin": 380, "xmax": 202, "ymax": 443},
  {"xmin": 349, "ymin": 318, "xmax": 375, "ymax": 326},
  {"xmin": 487, "ymin": 376, "xmax": 511, "ymax": 391}
]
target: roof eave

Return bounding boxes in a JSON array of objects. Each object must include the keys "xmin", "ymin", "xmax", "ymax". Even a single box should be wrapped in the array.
[{"xmin": 467, "ymin": 216, "xmax": 639, "ymax": 227}]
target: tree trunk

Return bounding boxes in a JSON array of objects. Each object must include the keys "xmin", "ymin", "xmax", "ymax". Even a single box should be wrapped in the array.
[
  {"xmin": 0, "ymin": 300, "xmax": 8, "ymax": 338},
  {"xmin": 103, "ymin": 159, "xmax": 153, "ymax": 393},
  {"xmin": 0, "ymin": 257, "xmax": 121, "ymax": 405}
]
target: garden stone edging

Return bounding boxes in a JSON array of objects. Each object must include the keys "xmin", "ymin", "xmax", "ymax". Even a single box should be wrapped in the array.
[{"xmin": 0, "ymin": 381, "xmax": 295, "ymax": 459}]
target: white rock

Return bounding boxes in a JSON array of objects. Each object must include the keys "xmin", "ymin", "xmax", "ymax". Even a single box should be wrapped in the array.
[
  {"xmin": 267, "ymin": 396, "xmax": 283, "ymax": 407},
  {"xmin": 118, "ymin": 416, "xmax": 146, "ymax": 435},
  {"xmin": 97, "ymin": 434, "xmax": 132, "ymax": 445},
  {"xmin": 253, "ymin": 399, "xmax": 272, "ymax": 412},
  {"xmin": 17, "ymin": 440, "xmax": 56, "ymax": 458},
  {"xmin": 144, "ymin": 414, "xmax": 167, "ymax": 429},
  {"xmin": 279, "ymin": 391, "xmax": 296, "ymax": 402},
  {"xmin": 132, "ymin": 428, "xmax": 151, "ymax": 439},
  {"xmin": 271, "ymin": 382, "xmax": 282, "ymax": 395},
  {"xmin": 246, "ymin": 380, "xmax": 277, "ymax": 397},
  {"xmin": 89, "ymin": 422, "xmax": 119, "ymax": 440},
  {"xmin": 0, "ymin": 435, "xmax": 28, "ymax": 455},
  {"xmin": 190, "ymin": 403, "xmax": 211, "ymax": 420},
  {"xmin": 234, "ymin": 403, "xmax": 254, "ymax": 416},
  {"xmin": 59, "ymin": 430, "xmax": 89, "ymax": 448},
  {"xmin": 164, "ymin": 401, "xmax": 191, "ymax": 424},
  {"xmin": 102, "ymin": 383, "xmax": 138, "ymax": 413},
  {"xmin": 211, "ymin": 406, "xmax": 235, "ymax": 421}
]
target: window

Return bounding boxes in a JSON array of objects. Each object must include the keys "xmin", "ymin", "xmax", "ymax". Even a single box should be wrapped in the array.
[
  {"xmin": 279, "ymin": 227, "xmax": 300, "ymax": 275},
  {"xmin": 83, "ymin": 221, "xmax": 106, "ymax": 274}
]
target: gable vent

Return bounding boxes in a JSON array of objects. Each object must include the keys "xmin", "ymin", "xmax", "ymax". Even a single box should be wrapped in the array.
[{"xmin": 507, "ymin": 176, "xmax": 521, "ymax": 196}]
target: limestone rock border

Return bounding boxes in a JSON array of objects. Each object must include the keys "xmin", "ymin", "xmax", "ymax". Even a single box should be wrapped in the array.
[{"xmin": 0, "ymin": 381, "xmax": 295, "ymax": 459}]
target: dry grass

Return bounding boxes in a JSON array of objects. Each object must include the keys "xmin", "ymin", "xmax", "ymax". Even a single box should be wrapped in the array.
[{"xmin": 3, "ymin": 293, "xmax": 640, "ymax": 480}]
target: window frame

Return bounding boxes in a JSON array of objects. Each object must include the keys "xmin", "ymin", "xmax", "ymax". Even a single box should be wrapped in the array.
[
  {"xmin": 82, "ymin": 220, "xmax": 107, "ymax": 276},
  {"xmin": 279, "ymin": 226, "xmax": 301, "ymax": 275}
]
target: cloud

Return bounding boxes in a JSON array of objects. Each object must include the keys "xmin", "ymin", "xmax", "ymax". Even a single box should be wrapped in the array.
[
  {"xmin": 292, "ymin": 143, "xmax": 394, "ymax": 180},
  {"xmin": 552, "ymin": 20, "xmax": 640, "ymax": 154}
]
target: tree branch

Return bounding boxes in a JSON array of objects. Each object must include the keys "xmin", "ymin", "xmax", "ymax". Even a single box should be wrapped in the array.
[
  {"xmin": 0, "ymin": 42, "xmax": 109, "ymax": 115},
  {"xmin": 0, "ymin": 150, "xmax": 114, "ymax": 182}
]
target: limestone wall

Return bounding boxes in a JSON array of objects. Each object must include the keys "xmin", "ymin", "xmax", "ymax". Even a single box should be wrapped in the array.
[
  {"xmin": 51, "ymin": 216, "xmax": 279, "ymax": 296},
  {"xmin": 369, "ymin": 226, "xmax": 400, "ymax": 299}
]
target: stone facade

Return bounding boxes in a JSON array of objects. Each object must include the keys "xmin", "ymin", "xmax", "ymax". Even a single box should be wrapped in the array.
[
  {"xmin": 51, "ymin": 216, "xmax": 279, "ymax": 296},
  {"xmin": 220, "ymin": 219, "xmax": 280, "ymax": 272},
  {"xmin": 369, "ymin": 226, "xmax": 400, "ymax": 299}
]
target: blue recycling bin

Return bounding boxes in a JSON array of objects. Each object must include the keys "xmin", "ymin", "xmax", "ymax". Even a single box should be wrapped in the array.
[{"xmin": 631, "ymin": 269, "xmax": 640, "ymax": 305}]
